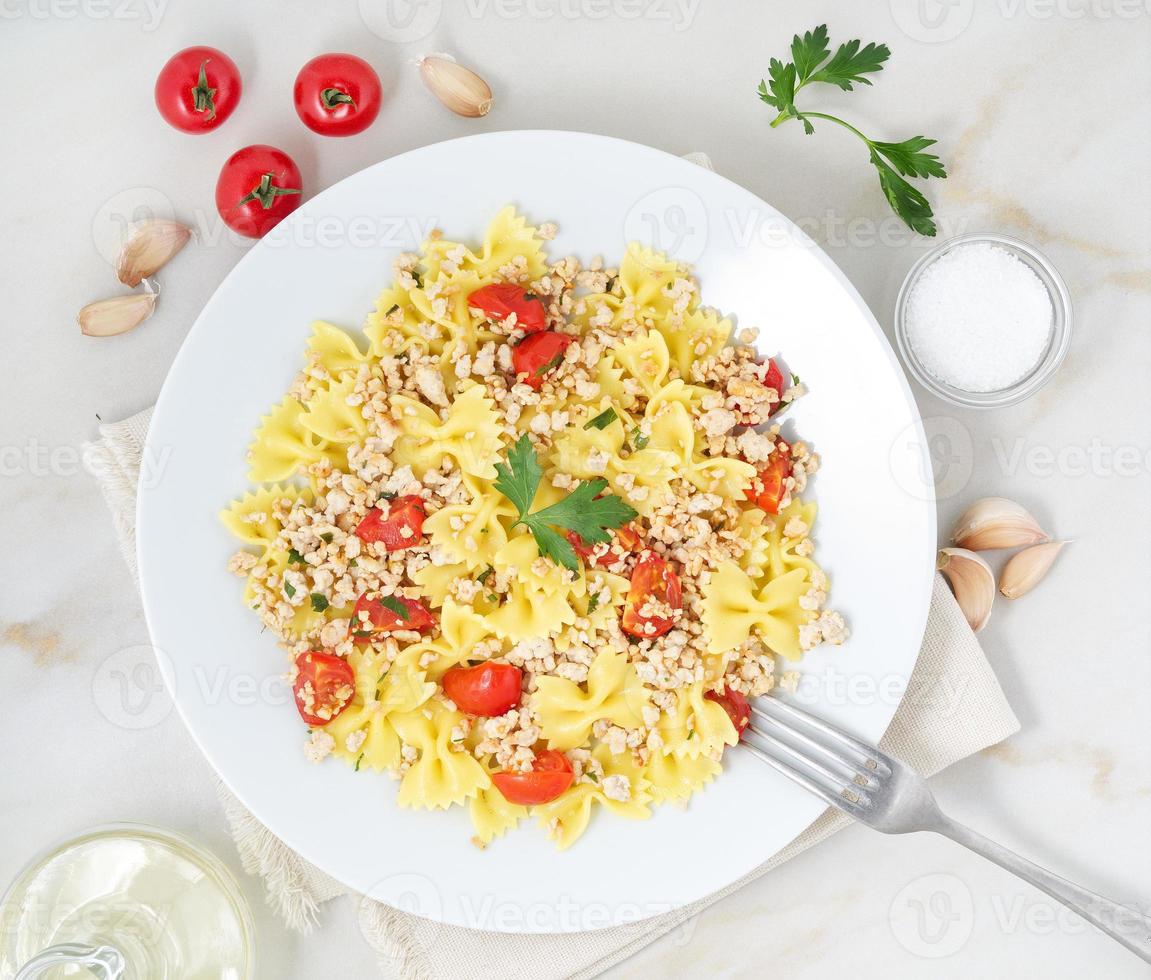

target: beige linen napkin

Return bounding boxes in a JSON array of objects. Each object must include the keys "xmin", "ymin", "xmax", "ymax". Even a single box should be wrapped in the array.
[{"xmin": 84, "ymin": 406, "xmax": 1019, "ymax": 979}]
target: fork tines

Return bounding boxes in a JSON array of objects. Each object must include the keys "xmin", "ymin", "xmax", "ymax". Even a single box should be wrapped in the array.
[{"xmin": 743, "ymin": 696, "xmax": 889, "ymax": 815}]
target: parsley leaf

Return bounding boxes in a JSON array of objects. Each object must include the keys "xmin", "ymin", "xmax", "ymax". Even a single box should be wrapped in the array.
[
  {"xmin": 284, "ymin": 581, "xmax": 296, "ymax": 598},
  {"xmin": 628, "ymin": 428, "xmax": 650, "ymax": 451},
  {"xmin": 310, "ymin": 593, "xmax": 329, "ymax": 613},
  {"xmin": 535, "ymin": 351, "xmax": 566, "ymax": 378},
  {"xmin": 378, "ymin": 595, "xmax": 411, "ymax": 621},
  {"xmin": 287, "ymin": 548, "xmax": 305, "ymax": 565},
  {"xmin": 584, "ymin": 408, "xmax": 618, "ymax": 430},
  {"xmin": 494, "ymin": 435, "xmax": 638, "ymax": 573},
  {"xmin": 587, "ymin": 593, "xmax": 600, "ymax": 614},
  {"xmin": 758, "ymin": 24, "xmax": 945, "ymax": 236}
]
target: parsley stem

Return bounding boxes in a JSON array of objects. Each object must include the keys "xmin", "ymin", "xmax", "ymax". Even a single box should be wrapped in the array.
[{"xmin": 801, "ymin": 111, "xmax": 870, "ymax": 144}]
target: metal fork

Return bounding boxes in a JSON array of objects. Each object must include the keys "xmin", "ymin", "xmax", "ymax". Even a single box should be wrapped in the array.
[{"xmin": 744, "ymin": 695, "xmax": 1151, "ymax": 964}]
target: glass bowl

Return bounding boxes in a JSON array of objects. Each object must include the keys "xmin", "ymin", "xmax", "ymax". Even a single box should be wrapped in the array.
[{"xmin": 894, "ymin": 233, "xmax": 1072, "ymax": 409}]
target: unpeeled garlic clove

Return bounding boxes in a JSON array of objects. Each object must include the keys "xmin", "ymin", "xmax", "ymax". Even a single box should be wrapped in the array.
[
  {"xmin": 117, "ymin": 219, "xmax": 191, "ymax": 287},
  {"xmin": 999, "ymin": 541, "xmax": 1067, "ymax": 599},
  {"xmin": 950, "ymin": 497, "xmax": 1050, "ymax": 551},
  {"xmin": 418, "ymin": 54, "xmax": 493, "ymax": 117},
  {"xmin": 938, "ymin": 547, "xmax": 995, "ymax": 632},
  {"xmin": 78, "ymin": 286, "xmax": 157, "ymax": 337}
]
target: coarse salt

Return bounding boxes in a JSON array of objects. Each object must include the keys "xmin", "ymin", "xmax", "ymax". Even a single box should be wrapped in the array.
[{"xmin": 905, "ymin": 243, "xmax": 1053, "ymax": 393}]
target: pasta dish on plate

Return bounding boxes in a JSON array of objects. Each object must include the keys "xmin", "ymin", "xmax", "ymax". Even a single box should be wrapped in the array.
[{"xmin": 221, "ymin": 208, "xmax": 847, "ymax": 848}]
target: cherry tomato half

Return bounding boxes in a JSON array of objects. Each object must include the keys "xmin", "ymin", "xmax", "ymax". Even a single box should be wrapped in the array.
[
  {"xmin": 354, "ymin": 496, "xmax": 426, "ymax": 551},
  {"xmin": 705, "ymin": 687, "xmax": 751, "ymax": 741},
  {"xmin": 491, "ymin": 749, "xmax": 574, "ymax": 805},
  {"xmin": 155, "ymin": 46, "xmax": 242, "ymax": 134},
  {"xmin": 351, "ymin": 593, "xmax": 435, "ymax": 638},
  {"xmin": 292, "ymin": 651, "xmax": 355, "ymax": 726},
  {"xmin": 215, "ymin": 145, "xmax": 302, "ymax": 239},
  {"xmin": 294, "ymin": 53, "xmax": 382, "ymax": 137},
  {"xmin": 468, "ymin": 283, "xmax": 547, "ymax": 332},
  {"xmin": 764, "ymin": 357, "xmax": 787, "ymax": 415},
  {"xmin": 566, "ymin": 523, "xmax": 644, "ymax": 568},
  {"xmin": 621, "ymin": 555, "xmax": 682, "ymax": 640},
  {"xmin": 512, "ymin": 331, "xmax": 573, "ymax": 390},
  {"xmin": 442, "ymin": 662, "xmax": 523, "ymax": 716},
  {"xmin": 745, "ymin": 439, "xmax": 792, "ymax": 515}
]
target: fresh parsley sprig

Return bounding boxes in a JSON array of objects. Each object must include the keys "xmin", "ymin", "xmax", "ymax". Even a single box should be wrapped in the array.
[
  {"xmin": 758, "ymin": 24, "xmax": 947, "ymax": 236},
  {"xmin": 493, "ymin": 434, "xmax": 638, "ymax": 573}
]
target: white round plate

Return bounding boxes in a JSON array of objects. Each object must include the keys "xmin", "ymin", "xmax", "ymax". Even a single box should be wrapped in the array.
[{"xmin": 138, "ymin": 131, "xmax": 935, "ymax": 934}]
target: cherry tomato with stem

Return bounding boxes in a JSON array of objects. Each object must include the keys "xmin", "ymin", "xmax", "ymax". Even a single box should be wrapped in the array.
[
  {"xmin": 155, "ymin": 46, "xmax": 242, "ymax": 134},
  {"xmin": 294, "ymin": 53, "xmax": 382, "ymax": 137},
  {"xmin": 351, "ymin": 593, "xmax": 434, "ymax": 638},
  {"xmin": 442, "ymin": 662, "xmax": 523, "ymax": 716},
  {"xmin": 512, "ymin": 331, "xmax": 573, "ymax": 390},
  {"xmin": 621, "ymin": 554, "xmax": 682, "ymax": 639},
  {"xmin": 354, "ymin": 496, "xmax": 426, "ymax": 551},
  {"xmin": 468, "ymin": 284, "xmax": 548, "ymax": 332},
  {"xmin": 705, "ymin": 687, "xmax": 751, "ymax": 741},
  {"xmin": 215, "ymin": 145, "xmax": 303, "ymax": 239},
  {"xmin": 292, "ymin": 651, "xmax": 355, "ymax": 726},
  {"xmin": 491, "ymin": 749, "xmax": 574, "ymax": 805}
]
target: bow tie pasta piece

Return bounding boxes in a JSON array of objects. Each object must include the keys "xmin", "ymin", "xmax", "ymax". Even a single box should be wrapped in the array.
[
  {"xmin": 469, "ymin": 769, "xmax": 530, "ymax": 845},
  {"xmin": 485, "ymin": 578, "xmax": 578, "ymax": 643},
  {"xmin": 422, "ymin": 206, "xmax": 549, "ymax": 283},
  {"xmin": 645, "ymin": 747, "xmax": 722, "ymax": 804},
  {"xmin": 534, "ymin": 649, "xmax": 649, "ymax": 750},
  {"xmin": 326, "ymin": 648, "xmax": 436, "ymax": 773},
  {"xmin": 247, "ymin": 397, "xmax": 336, "ymax": 483},
  {"xmin": 654, "ymin": 306, "xmax": 733, "ymax": 377},
  {"xmin": 563, "ymin": 570, "xmax": 630, "ymax": 638},
  {"xmin": 657, "ymin": 681, "xmax": 739, "ymax": 759},
  {"xmin": 686, "ymin": 455, "xmax": 757, "ymax": 500},
  {"xmin": 304, "ymin": 321, "xmax": 370, "ymax": 382},
  {"xmin": 404, "ymin": 597, "xmax": 492, "ymax": 679},
  {"xmin": 412, "ymin": 560, "xmax": 475, "ymax": 607},
  {"xmin": 393, "ymin": 701, "xmax": 491, "ymax": 810},
  {"xmin": 299, "ymin": 378, "xmax": 370, "ymax": 445},
  {"xmin": 390, "ymin": 384, "xmax": 504, "ymax": 480},
  {"xmin": 611, "ymin": 329, "xmax": 670, "ymax": 397},
  {"xmin": 493, "ymin": 533, "xmax": 581, "ymax": 597},
  {"xmin": 533, "ymin": 743, "xmax": 652, "ymax": 850},
  {"xmin": 617, "ymin": 242, "xmax": 692, "ymax": 314},
  {"xmin": 765, "ymin": 498, "xmax": 821, "ymax": 581},
  {"xmin": 730, "ymin": 505, "xmax": 773, "ymax": 580},
  {"xmin": 364, "ymin": 286, "xmax": 431, "ymax": 359},
  {"xmin": 423, "ymin": 477, "xmax": 517, "ymax": 570},
  {"xmin": 645, "ymin": 378, "xmax": 711, "ymax": 418},
  {"xmin": 702, "ymin": 562, "xmax": 812, "ymax": 661},
  {"xmin": 219, "ymin": 484, "xmax": 312, "ymax": 553}
]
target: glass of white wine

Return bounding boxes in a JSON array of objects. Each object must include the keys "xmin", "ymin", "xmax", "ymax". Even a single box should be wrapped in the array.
[{"xmin": 0, "ymin": 824, "xmax": 254, "ymax": 979}]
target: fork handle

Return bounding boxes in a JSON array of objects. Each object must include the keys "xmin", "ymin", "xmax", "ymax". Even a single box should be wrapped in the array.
[{"xmin": 936, "ymin": 817, "xmax": 1151, "ymax": 964}]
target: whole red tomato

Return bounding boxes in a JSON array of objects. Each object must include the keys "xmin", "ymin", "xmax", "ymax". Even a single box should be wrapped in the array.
[
  {"xmin": 215, "ymin": 145, "xmax": 303, "ymax": 239},
  {"xmin": 294, "ymin": 53, "xmax": 382, "ymax": 137},
  {"xmin": 155, "ymin": 46, "xmax": 241, "ymax": 134}
]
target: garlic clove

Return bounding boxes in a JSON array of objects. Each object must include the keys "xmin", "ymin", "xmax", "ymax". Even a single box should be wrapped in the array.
[
  {"xmin": 418, "ymin": 54, "xmax": 493, "ymax": 117},
  {"xmin": 999, "ymin": 541, "xmax": 1067, "ymax": 599},
  {"xmin": 117, "ymin": 219, "xmax": 191, "ymax": 287},
  {"xmin": 950, "ymin": 496, "xmax": 1050, "ymax": 551},
  {"xmin": 78, "ymin": 290, "xmax": 157, "ymax": 337},
  {"xmin": 938, "ymin": 547, "xmax": 995, "ymax": 632}
]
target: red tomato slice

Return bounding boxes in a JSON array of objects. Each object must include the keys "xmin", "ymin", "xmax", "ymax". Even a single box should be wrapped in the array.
[
  {"xmin": 491, "ymin": 749, "xmax": 574, "ymax": 805},
  {"xmin": 621, "ymin": 555, "xmax": 682, "ymax": 639},
  {"xmin": 468, "ymin": 283, "xmax": 547, "ymax": 332},
  {"xmin": 745, "ymin": 439, "xmax": 792, "ymax": 515},
  {"xmin": 764, "ymin": 357, "xmax": 787, "ymax": 415},
  {"xmin": 155, "ymin": 46, "xmax": 242, "ymax": 134},
  {"xmin": 442, "ymin": 662, "xmax": 523, "ymax": 716},
  {"xmin": 354, "ymin": 495, "xmax": 426, "ymax": 550},
  {"xmin": 214, "ymin": 144, "xmax": 302, "ymax": 239},
  {"xmin": 705, "ymin": 687, "xmax": 751, "ymax": 741},
  {"xmin": 351, "ymin": 593, "xmax": 434, "ymax": 638},
  {"xmin": 292, "ymin": 651, "xmax": 355, "ymax": 726},
  {"xmin": 511, "ymin": 331, "xmax": 574, "ymax": 390},
  {"xmin": 566, "ymin": 523, "xmax": 645, "ymax": 568},
  {"xmin": 293, "ymin": 53, "xmax": 382, "ymax": 137}
]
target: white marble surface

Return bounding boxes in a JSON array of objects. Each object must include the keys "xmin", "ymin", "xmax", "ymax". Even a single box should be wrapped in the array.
[{"xmin": 2, "ymin": 2, "xmax": 1149, "ymax": 977}]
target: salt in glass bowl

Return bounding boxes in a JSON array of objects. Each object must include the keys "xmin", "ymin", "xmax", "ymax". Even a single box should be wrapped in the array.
[{"xmin": 894, "ymin": 233, "xmax": 1072, "ymax": 409}]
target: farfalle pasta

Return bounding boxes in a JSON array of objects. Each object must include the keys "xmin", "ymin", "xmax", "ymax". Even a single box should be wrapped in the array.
[{"xmin": 223, "ymin": 208, "xmax": 847, "ymax": 849}]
